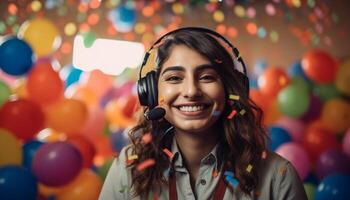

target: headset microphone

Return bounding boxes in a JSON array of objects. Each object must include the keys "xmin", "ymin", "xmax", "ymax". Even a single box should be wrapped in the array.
[{"xmin": 144, "ymin": 107, "xmax": 166, "ymax": 121}]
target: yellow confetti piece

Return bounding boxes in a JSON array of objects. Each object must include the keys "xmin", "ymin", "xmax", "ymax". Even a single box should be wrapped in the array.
[
  {"xmin": 227, "ymin": 109, "xmax": 237, "ymax": 119},
  {"xmin": 239, "ymin": 109, "xmax": 246, "ymax": 115},
  {"xmin": 136, "ymin": 159, "xmax": 156, "ymax": 171},
  {"xmin": 163, "ymin": 148, "xmax": 174, "ymax": 159},
  {"xmin": 142, "ymin": 133, "xmax": 152, "ymax": 144},
  {"xmin": 262, "ymin": 151, "xmax": 267, "ymax": 159},
  {"xmin": 128, "ymin": 154, "xmax": 138, "ymax": 161},
  {"xmin": 246, "ymin": 164, "xmax": 253, "ymax": 173},
  {"xmin": 229, "ymin": 94, "xmax": 240, "ymax": 100}
]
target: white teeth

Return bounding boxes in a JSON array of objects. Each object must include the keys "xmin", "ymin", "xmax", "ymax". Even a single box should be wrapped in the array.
[{"xmin": 179, "ymin": 105, "xmax": 205, "ymax": 112}]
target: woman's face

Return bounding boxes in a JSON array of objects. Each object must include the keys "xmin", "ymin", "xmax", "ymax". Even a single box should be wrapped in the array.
[{"xmin": 158, "ymin": 45, "xmax": 226, "ymax": 134}]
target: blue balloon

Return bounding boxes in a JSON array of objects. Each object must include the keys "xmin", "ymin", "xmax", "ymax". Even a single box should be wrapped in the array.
[
  {"xmin": 268, "ymin": 126, "xmax": 292, "ymax": 151},
  {"xmin": 108, "ymin": 4, "xmax": 136, "ymax": 32},
  {"xmin": 253, "ymin": 59, "xmax": 267, "ymax": 77},
  {"xmin": 0, "ymin": 36, "xmax": 34, "ymax": 75},
  {"xmin": 22, "ymin": 140, "xmax": 45, "ymax": 169},
  {"xmin": 315, "ymin": 174, "xmax": 350, "ymax": 200},
  {"xmin": 304, "ymin": 172, "xmax": 320, "ymax": 185},
  {"xmin": 0, "ymin": 166, "xmax": 38, "ymax": 200},
  {"xmin": 110, "ymin": 129, "xmax": 129, "ymax": 152}
]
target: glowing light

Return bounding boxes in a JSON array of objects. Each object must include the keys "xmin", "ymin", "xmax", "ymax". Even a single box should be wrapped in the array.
[
  {"xmin": 270, "ymin": 31, "xmax": 279, "ymax": 42},
  {"xmin": 64, "ymin": 22, "xmax": 77, "ymax": 36},
  {"xmin": 213, "ymin": 10, "xmax": 225, "ymax": 22},
  {"xmin": 61, "ymin": 42, "xmax": 72, "ymax": 54},
  {"xmin": 87, "ymin": 13, "xmax": 100, "ymax": 25},
  {"xmin": 31, "ymin": 0, "xmax": 42, "ymax": 12},
  {"xmin": 257, "ymin": 27, "xmax": 267, "ymax": 38},
  {"xmin": 78, "ymin": 3, "xmax": 89, "ymax": 13},
  {"xmin": 134, "ymin": 23, "xmax": 146, "ymax": 34},
  {"xmin": 246, "ymin": 22, "xmax": 258, "ymax": 35},
  {"xmin": 265, "ymin": 3, "xmax": 276, "ymax": 16},
  {"xmin": 216, "ymin": 24, "xmax": 226, "ymax": 35},
  {"xmin": 172, "ymin": 3, "xmax": 184, "ymax": 14},
  {"xmin": 8, "ymin": 3, "xmax": 18, "ymax": 15},
  {"xmin": 227, "ymin": 26, "xmax": 238, "ymax": 38},
  {"xmin": 142, "ymin": 6, "xmax": 154, "ymax": 17},
  {"xmin": 89, "ymin": 0, "xmax": 101, "ymax": 9},
  {"xmin": 246, "ymin": 7, "xmax": 256, "ymax": 19},
  {"xmin": 234, "ymin": 5, "xmax": 245, "ymax": 18},
  {"xmin": 79, "ymin": 23, "xmax": 90, "ymax": 33},
  {"xmin": 73, "ymin": 35, "xmax": 145, "ymax": 76}
]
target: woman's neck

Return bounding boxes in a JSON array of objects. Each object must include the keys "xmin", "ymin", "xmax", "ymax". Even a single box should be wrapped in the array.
[{"xmin": 174, "ymin": 128, "xmax": 219, "ymax": 181}]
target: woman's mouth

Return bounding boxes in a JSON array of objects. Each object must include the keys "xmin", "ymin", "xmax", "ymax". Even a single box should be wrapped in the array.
[{"xmin": 174, "ymin": 104, "xmax": 211, "ymax": 117}]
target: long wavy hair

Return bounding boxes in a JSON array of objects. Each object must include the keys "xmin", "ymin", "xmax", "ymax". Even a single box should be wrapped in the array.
[{"xmin": 126, "ymin": 29, "xmax": 268, "ymax": 198}]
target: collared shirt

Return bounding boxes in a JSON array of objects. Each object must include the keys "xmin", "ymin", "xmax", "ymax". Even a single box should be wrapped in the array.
[{"xmin": 99, "ymin": 137, "xmax": 307, "ymax": 200}]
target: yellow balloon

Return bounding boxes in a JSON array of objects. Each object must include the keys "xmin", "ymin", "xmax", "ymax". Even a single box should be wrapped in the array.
[
  {"xmin": 18, "ymin": 17, "xmax": 61, "ymax": 57},
  {"xmin": 335, "ymin": 58, "xmax": 350, "ymax": 96},
  {"xmin": 0, "ymin": 129, "xmax": 22, "ymax": 166},
  {"xmin": 321, "ymin": 98, "xmax": 350, "ymax": 133}
]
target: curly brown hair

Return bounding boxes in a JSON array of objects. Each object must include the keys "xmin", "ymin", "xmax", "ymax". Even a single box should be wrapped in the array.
[{"xmin": 125, "ymin": 29, "xmax": 268, "ymax": 198}]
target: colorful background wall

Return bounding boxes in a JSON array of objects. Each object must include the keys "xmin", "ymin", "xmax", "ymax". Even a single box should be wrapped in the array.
[{"xmin": 0, "ymin": 0, "xmax": 349, "ymax": 200}]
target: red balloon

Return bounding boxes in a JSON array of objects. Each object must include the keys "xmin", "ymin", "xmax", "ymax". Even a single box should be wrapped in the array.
[
  {"xmin": 120, "ymin": 94, "xmax": 138, "ymax": 118},
  {"xmin": 302, "ymin": 126, "xmax": 339, "ymax": 162},
  {"xmin": 67, "ymin": 135, "xmax": 96, "ymax": 168},
  {"xmin": 301, "ymin": 49, "xmax": 338, "ymax": 83},
  {"xmin": 0, "ymin": 99, "xmax": 44, "ymax": 140},
  {"xmin": 258, "ymin": 67, "xmax": 289, "ymax": 97},
  {"xmin": 26, "ymin": 60, "xmax": 64, "ymax": 105}
]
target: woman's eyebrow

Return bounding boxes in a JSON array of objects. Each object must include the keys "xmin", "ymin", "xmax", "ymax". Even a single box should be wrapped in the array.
[{"xmin": 161, "ymin": 64, "xmax": 214, "ymax": 75}]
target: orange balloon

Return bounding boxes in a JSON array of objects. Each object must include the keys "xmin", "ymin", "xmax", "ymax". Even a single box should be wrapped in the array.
[
  {"xmin": 56, "ymin": 169, "xmax": 102, "ymax": 200},
  {"xmin": 80, "ymin": 69, "xmax": 114, "ymax": 98},
  {"xmin": 106, "ymin": 99, "xmax": 136, "ymax": 128},
  {"xmin": 77, "ymin": 106, "xmax": 105, "ymax": 137},
  {"xmin": 67, "ymin": 135, "xmax": 96, "ymax": 168},
  {"xmin": 265, "ymin": 99, "xmax": 282, "ymax": 126},
  {"xmin": 27, "ymin": 60, "xmax": 64, "ymax": 105},
  {"xmin": 301, "ymin": 49, "xmax": 338, "ymax": 84},
  {"xmin": 38, "ymin": 183, "xmax": 64, "ymax": 198},
  {"xmin": 71, "ymin": 85, "xmax": 98, "ymax": 108},
  {"xmin": 321, "ymin": 98, "xmax": 350, "ymax": 133},
  {"xmin": 45, "ymin": 98, "xmax": 88, "ymax": 133},
  {"xmin": 249, "ymin": 89, "xmax": 270, "ymax": 113},
  {"xmin": 258, "ymin": 67, "xmax": 289, "ymax": 97}
]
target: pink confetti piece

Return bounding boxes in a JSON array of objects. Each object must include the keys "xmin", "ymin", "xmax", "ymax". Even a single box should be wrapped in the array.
[
  {"xmin": 136, "ymin": 159, "xmax": 155, "ymax": 171},
  {"xmin": 142, "ymin": 133, "xmax": 153, "ymax": 144},
  {"xmin": 227, "ymin": 109, "xmax": 237, "ymax": 119},
  {"xmin": 163, "ymin": 148, "xmax": 174, "ymax": 159},
  {"xmin": 262, "ymin": 151, "xmax": 267, "ymax": 159}
]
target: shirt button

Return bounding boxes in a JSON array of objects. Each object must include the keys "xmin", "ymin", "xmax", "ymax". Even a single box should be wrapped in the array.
[{"xmin": 200, "ymin": 179, "xmax": 206, "ymax": 185}]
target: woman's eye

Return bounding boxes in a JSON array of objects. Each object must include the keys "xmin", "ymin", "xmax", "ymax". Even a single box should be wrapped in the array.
[
  {"xmin": 165, "ymin": 76, "xmax": 182, "ymax": 82},
  {"xmin": 200, "ymin": 75, "xmax": 215, "ymax": 81}
]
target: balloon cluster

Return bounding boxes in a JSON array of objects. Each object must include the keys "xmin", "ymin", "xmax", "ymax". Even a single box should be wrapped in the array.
[
  {"xmin": 250, "ymin": 49, "xmax": 350, "ymax": 200},
  {"xmin": 0, "ymin": 17, "xmax": 138, "ymax": 200}
]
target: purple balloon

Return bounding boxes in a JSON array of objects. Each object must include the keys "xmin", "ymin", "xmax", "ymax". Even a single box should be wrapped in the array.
[
  {"xmin": 301, "ymin": 95, "xmax": 323, "ymax": 122},
  {"xmin": 343, "ymin": 129, "xmax": 350, "ymax": 157},
  {"xmin": 32, "ymin": 141, "xmax": 83, "ymax": 186},
  {"xmin": 316, "ymin": 149, "xmax": 350, "ymax": 180}
]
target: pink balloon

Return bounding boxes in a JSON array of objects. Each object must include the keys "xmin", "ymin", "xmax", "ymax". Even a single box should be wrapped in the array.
[
  {"xmin": 276, "ymin": 142, "xmax": 311, "ymax": 180},
  {"xmin": 275, "ymin": 117, "xmax": 305, "ymax": 142},
  {"xmin": 343, "ymin": 129, "xmax": 350, "ymax": 157}
]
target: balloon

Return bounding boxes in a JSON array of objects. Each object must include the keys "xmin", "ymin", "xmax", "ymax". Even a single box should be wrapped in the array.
[
  {"xmin": 343, "ymin": 129, "xmax": 350, "ymax": 157},
  {"xmin": 335, "ymin": 58, "xmax": 350, "ymax": 96},
  {"xmin": 304, "ymin": 183, "xmax": 316, "ymax": 200},
  {"xmin": 36, "ymin": 128, "xmax": 66, "ymax": 142},
  {"xmin": 313, "ymin": 83, "xmax": 341, "ymax": 102},
  {"xmin": 22, "ymin": 140, "xmax": 45, "ymax": 169},
  {"xmin": 38, "ymin": 183, "xmax": 64, "ymax": 198},
  {"xmin": 321, "ymin": 98, "xmax": 350, "ymax": 133},
  {"xmin": 44, "ymin": 98, "xmax": 88, "ymax": 133},
  {"xmin": 0, "ymin": 80, "xmax": 11, "ymax": 106},
  {"xmin": 315, "ymin": 174, "xmax": 350, "ymax": 200},
  {"xmin": 249, "ymin": 89, "xmax": 270, "ymax": 113},
  {"xmin": 67, "ymin": 135, "xmax": 96, "ymax": 168},
  {"xmin": 100, "ymin": 81, "xmax": 135, "ymax": 107},
  {"xmin": 80, "ymin": 69, "xmax": 114, "ymax": 99},
  {"xmin": 258, "ymin": 67, "xmax": 289, "ymax": 97},
  {"xmin": 109, "ymin": 5, "xmax": 136, "ymax": 33},
  {"xmin": 55, "ymin": 169, "xmax": 102, "ymax": 200},
  {"xmin": 77, "ymin": 106, "xmax": 105, "ymax": 137},
  {"xmin": 316, "ymin": 149, "xmax": 350, "ymax": 180},
  {"xmin": 0, "ymin": 36, "xmax": 34, "ymax": 75},
  {"xmin": 264, "ymin": 98, "xmax": 282, "ymax": 126},
  {"xmin": 18, "ymin": 17, "xmax": 61, "ymax": 57},
  {"xmin": 301, "ymin": 49, "xmax": 338, "ymax": 84},
  {"xmin": 0, "ymin": 166, "xmax": 38, "ymax": 200},
  {"xmin": 303, "ymin": 127, "xmax": 339, "ymax": 162},
  {"xmin": 290, "ymin": 75, "xmax": 311, "ymax": 92},
  {"xmin": 119, "ymin": 94, "xmax": 138, "ymax": 118},
  {"xmin": 277, "ymin": 84, "xmax": 310, "ymax": 117},
  {"xmin": 268, "ymin": 126, "xmax": 292, "ymax": 151},
  {"xmin": 300, "ymin": 95, "xmax": 323, "ymax": 122},
  {"xmin": 110, "ymin": 129, "xmax": 129, "ymax": 152},
  {"xmin": 105, "ymin": 99, "xmax": 136, "ymax": 128},
  {"xmin": 275, "ymin": 116, "xmax": 305, "ymax": 142},
  {"xmin": 32, "ymin": 141, "xmax": 83, "ymax": 186},
  {"xmin": 0, "ymin": 129, "xmax": 22, "ymax": 166},
  {"xmin": 26, "ymin": 59, "xmax": 64, "ymax": 105},
  {"xmin": 59, "ymin": 65, "xmax": 83, "ymax": 88},
  {"xmin": 70, "ymin": 85, "xmax": 98, "ymax": 108},
  {"xmin": 0, "ymin": 98, "xmax": 44, "ymax": 140},
  {"xmin": 288, "ymin": 60, "xmax": 307, "ymax": 79},
  {"xmin": 276, "ymin": 142, "xmax": 311, "ymax": 180}
]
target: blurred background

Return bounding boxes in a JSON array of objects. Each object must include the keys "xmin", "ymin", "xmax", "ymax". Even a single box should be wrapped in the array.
[{"xmin": 0, "ymin": 0, "xmax": 349, "ymax": 200}]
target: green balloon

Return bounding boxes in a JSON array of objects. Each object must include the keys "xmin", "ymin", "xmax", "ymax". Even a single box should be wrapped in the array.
[
  {"xmin": 0, "ymin": 80, "xmax": 11, "ymax": 106},
  {"xmin": 97, "ymin": 157, "xmax": 114, "ymax": 180},
  {"xmin": 291, "ymin": 76, "xmax": 311, "ymax": 92},
  {"xmin": 304, "ymin": 183, "xmax": 316, "ymax": 200},
  {"xmin": 278, "ymin": 84, "xmax": 310, "ymax": 117},
  {"xmin": 313, "ymin": 83, "xmax": 341, "ymax": 102}
]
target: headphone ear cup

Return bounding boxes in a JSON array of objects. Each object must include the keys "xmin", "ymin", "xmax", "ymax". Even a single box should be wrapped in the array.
[
  {"xmin": 234, "ymin": 70, "xmax": 250, "ymax": 97},
  {"xmin": 137, "ymin": 76, "xmax": 149, "ymax": 107},
  {"xmin": 137, "ymin": 71, "xmax": 158, "ymax": 108}
]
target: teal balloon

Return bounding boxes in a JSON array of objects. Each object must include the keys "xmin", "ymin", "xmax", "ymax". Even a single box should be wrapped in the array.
[
  {"xmin": 304, "ymin": 183, "xmax": 316, "ymax": 200},
  {"xmin": 278, "ymin": 84, "xmax": 310, "ymax": 117},
  {"xmin": 313, "ymin": 83, "xmax": 341, "ymax": 102},
  {"xmin": 0, "ymin": 80, "xmax": 11, "ymax": 106}
]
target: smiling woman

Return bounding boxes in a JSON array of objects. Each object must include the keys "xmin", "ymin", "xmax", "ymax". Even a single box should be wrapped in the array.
[{"xmin": 99, "ymin": 27, "xmax": 307, "ymax": 200}]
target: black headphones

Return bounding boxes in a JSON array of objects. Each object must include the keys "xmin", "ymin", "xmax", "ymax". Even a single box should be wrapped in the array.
[{"xmin": 137, "ymin": 27, "xmax": 249, "ymax": 110}]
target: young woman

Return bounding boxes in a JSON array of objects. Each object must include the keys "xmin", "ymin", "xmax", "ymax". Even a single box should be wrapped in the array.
[{"xmin": 99, "ymin": 28, "xmax": 307, "ymax": 200}]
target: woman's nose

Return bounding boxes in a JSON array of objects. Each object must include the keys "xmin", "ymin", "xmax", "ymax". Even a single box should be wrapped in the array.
[{"xmin": 182, "ymin": 78, "xmax": 202, "ymax": 98}]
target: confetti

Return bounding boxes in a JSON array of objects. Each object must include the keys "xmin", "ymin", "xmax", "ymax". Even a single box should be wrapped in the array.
[
  {"xmin": 229, "ymin": 94, "xmax": 240, "ymax": 100},
  {"xmin": 137, "ymin": 159, "xmax": 156, "ymax": 171},
  {"xmin": 142, "ymin": 133, "xmax": 153, "ymax": 144},
  {"xmin": 163, "ymin": 148, "xmax": 174, "ymax": 159},
  {"xmin": 224, "ymin": 171, "xmax": 234, "ymax": 177},
  {"xmin": 214, "ymin": 59, "xmax": 223, "ymax": 63},
  {"xmin": 246, "ymin": 164, "xmax": 253, "ymax": 173},
  {"xmin": 262, "ymin": 151, "xmax": 267, "ymax": 159},
  {"xmin": 239, "ymin": 109, "xmax": 246, "ymax": 115},
  {"xmin": 212, "ymin": 169, "xmax": 218, "ymax": 178},
  {"xmin": 126, "ymin": 159, "xmax": 134, "ymax": 166},
  {"xmin": 227, "ymin": 109, "xmax": 237, "ymax": 119},
  {"xmin": 225, "ymin": 176, "xmax": 239, "ymax": 187},
  {"xmin": 128, "ymin": 154, "xmax": 138, "ymax": 160}
]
